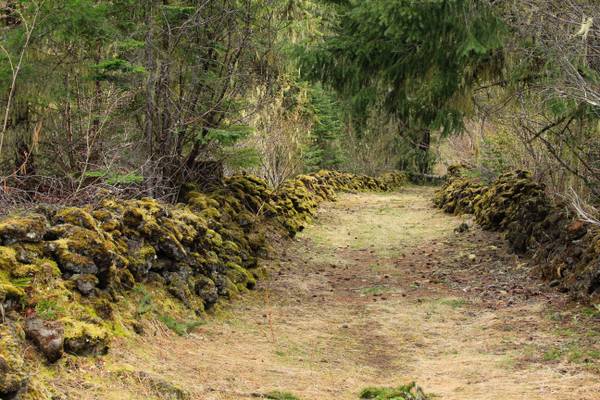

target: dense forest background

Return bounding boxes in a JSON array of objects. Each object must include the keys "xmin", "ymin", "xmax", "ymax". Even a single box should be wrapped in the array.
[{"xmin": 0, "ymin": 0, "xmax": 599, "ymax": 209}]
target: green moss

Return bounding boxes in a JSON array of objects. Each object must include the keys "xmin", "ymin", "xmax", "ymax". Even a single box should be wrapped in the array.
[
  {"xmin": 222, "ymin": 240, "xmax": 240, "ymax": 253},
  {"xmin": 201, "ymin": 207, "xmax": 221, "ymax": 219},
  {"xmin": 39, "ymin": 258, "xmax": 61, "ymax": 277},
  {"xmin": 0, "ymin": 246, "xmax": 18, "ymax": 270},
  {"xmin": 0, "ymin": 248, "xmax": 28, "ymax": 303},
  {"xmin": 122, "ymin": 207, "xmax": 147, "ymax": 229},
  {"xmin": 205, "ymin": 229, "xmax": 223, "ymax": 247},
  {"xmin": 0, "ymin": 324, "xmax": 28, "ymax": 396},
  {"xmin": 135, "ymin": 198, "xmax": 164, "ymax": 214},
  {"xmin": 61, "ymin": 318, "xmax": 110, "ymax": 355},
  {"xmin": 11, "ymin": 263, "xmax": 41, "ymax": 278},
  {"xmin": 91, "ymin": 209, "xmax": 113, "ymax": 221},
  {"xmin": 225, "ymin": 262, "xmax": 255, "ymax": 289},
  {"xmin": 264, "ymin": 391, "xmax": 301, "ymax": 400},
  {"xmin": 0, "ymin": 282, "xmax": 25, "ymax": 303},
  {"xmin": 204, "ymin": 251, "xmax": 220, "ymax": 266},
  {"xmin": 51, "ymin": 239, "xmax": 96, "ymax": 274},
  {"xmin": 11, "ymin": 257, "xmax": 61, "ymax": 281},
  {"xmin": 127, "ymin": 244, "xmax": 156, "ymax": 280},
  {"xmin": 185, "ymin": 192, "xmax": 211, "ymax": 209},
  {"xmin": 220, "ymin": 276, "xmax": 239, "ymax": 299},
  {"xmin": 0, "ymin": 214, "xmax": 47, "ymax": 243},
  {"xmin": 47, "ymin": 225, "xmax": 117, "ymax": 278},
  {"xmin": 110, "ymin": 315, "xmax": 131, "ymax": 338},
  {"xmin": 54, "ymin": 207, "xmax": 98, "ymax": 230}
]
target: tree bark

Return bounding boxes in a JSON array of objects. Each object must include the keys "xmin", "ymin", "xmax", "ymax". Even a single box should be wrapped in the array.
[
  {"xmin": 144, "ymin": 1, "xmax": 157, "ymax": 195},
  {"xmin": 417, "ymin": 128, "xmax": 431, "ymax": 174}
]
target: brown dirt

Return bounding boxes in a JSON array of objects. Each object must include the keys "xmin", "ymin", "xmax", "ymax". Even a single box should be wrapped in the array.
[{"xmin": 46, "ymin": 186, "xmax": 600, "ymax": 399}]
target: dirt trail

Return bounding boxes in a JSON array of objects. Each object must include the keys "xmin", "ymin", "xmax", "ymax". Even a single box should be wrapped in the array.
[{"xmin": 52, "ymin": 187, "xmax": 600, "ymax": 399}]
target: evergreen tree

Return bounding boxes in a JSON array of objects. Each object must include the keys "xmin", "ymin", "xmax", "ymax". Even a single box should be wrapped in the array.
[
  {"xmin": 304, "ymin": 84, "xmax": 345, "ymax": 172},
  {"xmin": 302, "ymin": 0, "xmax": 506, "ymax": 173}
]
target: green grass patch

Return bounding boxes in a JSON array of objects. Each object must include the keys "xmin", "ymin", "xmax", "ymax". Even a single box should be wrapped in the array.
[
  {"xmin": 542, "ymin": 342, "xmax": 600, "ymax": 364},
  {"xmin": 543, "ymin": 348, "xmax": 561, "ymax": 361},
  {"xmin": 438, "ymin": 298, "xmax": 468, "ymax": 309},
  {"xmin": 263, "ymin": 391, "xmax": 301, "ymax": 400},
  {"xmin": 361, "ymin": 285, "xmax": 388, "ymax": 295},
  {"xmin": 10, "ymin": 277, "xmax": 32, "ymax": 288},
  {"xmin": 159, "ymin": 315, "xmax": 204, "ymax": 336},
  {"xmin": 581, "ymin": 305, "xmax": 600, "ymax": 318},
  {"xmin": 35, "ymin": 299, "xmax": 66, "ymax": 320},
  {"xmin": 359, "ymin": 382, "xmax": 429, "ymax": 399},
  {"xmin": 135, "ymin": 286, "xmax": 154, "ymax": 315}
]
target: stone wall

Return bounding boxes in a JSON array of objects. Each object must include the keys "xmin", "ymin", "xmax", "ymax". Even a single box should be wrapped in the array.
[
  {"xmin": 434, "ymin": 169, "xmax": 600, "ymax": 304},
  {"xmin": 0, "ymin": 170, "xmax": 407, "ymax": 399}
]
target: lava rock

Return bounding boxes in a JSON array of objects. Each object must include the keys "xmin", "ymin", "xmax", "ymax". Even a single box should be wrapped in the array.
[
  {"xmin": 25, "ymin": 317, "xmax": 64, "ymax": 363},
  {"xmin": 195, "ymin": 276, "xmax": 219, "ymax": 308},
  {"xmin": 74, "ymin": 274, "xmax": 99, "ymax": 296},
  {"xmin": 64, "ymin": 322, "xmax": 109, "ymax": 356},
  {"xmin": 0, "ymin": 214, "xmax": 48, "ymax": 245},
  {"xmin": 454, "ymin": 222, "xmax": 470, "ymax": 233}
]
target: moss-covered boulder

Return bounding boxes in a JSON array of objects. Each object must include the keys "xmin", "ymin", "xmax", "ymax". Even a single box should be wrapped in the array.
[
  {"xmin": 53, "ymin": 207, "xmax": 98, "ymax": 230},
  {"xmin": 25, "ymin": 317, "xmax": 64, "ymax": 363},
  {"xmin": 45, "ymin": 224, "xmax": 116, "ymax": 287},
  {"xmin": 433, "ymin": 176, "xmax": 486, "ymax": 215},
  {"xmin": 0, "ymin": 247, "xmax": 25, "ymax": 303},
  {"xmin": 62, "ymin": 319, "xmax": 109, "ymax": 356},
  {"xmin": 0, "ymin": 323, "xmax": 28, "ymax": 397},
  {"xmin": 0, "ymin": 214, "xmax": 47, "ymax": 245},
  {"xmin": 194, "ymin": 276, "xmax": 219, "ymax": 309}
]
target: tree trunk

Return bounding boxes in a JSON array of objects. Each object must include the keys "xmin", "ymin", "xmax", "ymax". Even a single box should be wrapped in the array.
[
  {"xmin": 144, "ymin": 1, "xmax": 157, "ymax": 195},
  {"xmin": 417, "ymin": 128, "xmax": 431, "ymax": 174}
]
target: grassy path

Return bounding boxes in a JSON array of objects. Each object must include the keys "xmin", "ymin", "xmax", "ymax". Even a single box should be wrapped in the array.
[{"xmin": 51, "ymin": 187, "xmax": 600, "ymax": 399}]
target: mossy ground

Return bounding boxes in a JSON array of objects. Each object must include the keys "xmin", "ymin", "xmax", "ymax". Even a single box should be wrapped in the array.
[{"xmin": 33, "ymin": 187, "xmax": 600, "ymax": 399}]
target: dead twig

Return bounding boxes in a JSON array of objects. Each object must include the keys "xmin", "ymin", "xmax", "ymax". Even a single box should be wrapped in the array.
[{"xmin": 569, "ymin": 187, "xmax": 600, "ymax": 227}]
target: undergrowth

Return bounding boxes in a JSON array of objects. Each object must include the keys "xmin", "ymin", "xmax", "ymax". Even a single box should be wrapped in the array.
[
  {"xmin": 359, "ymin": 383, "xmax": 429, "ymax": 400},
  {"xmin": 261, "ymin": 383, "xmax": 430, "ymax": 400},
  {"xmin": 263, "ymin": 391, "xmax": 301, "ymax": 400}
]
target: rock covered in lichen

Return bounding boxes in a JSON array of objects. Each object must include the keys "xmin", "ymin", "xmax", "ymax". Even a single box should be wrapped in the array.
[
  {"xmin": 62, "ymin": 318, "xmax": 109, "ymax": 356},
  {"xmin": 0, "ymin": 214, "xmax": 47, "ymax": 244},
  {"xmin": 433, "ymin": 173, "xmax": 485, "ymax": 215},
  {"xmin": 0, "ymin": 323, "xmax": 28, "ymax": 397},
  {"xmin": 25, "ymin": 317, "xmax": 64, "ymax": 363},
  {"xmin": 473, "ymin": 171, "xmax": 550, "ymax": 230}
]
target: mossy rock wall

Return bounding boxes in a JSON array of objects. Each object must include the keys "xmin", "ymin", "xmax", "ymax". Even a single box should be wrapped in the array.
[
  {"xmin": 434, "ymin": 168, "xmax": 600, "ymax": 303},
  {"xmin": 0, "ymin": 169, "xmax": 407, "ymax": 398}
]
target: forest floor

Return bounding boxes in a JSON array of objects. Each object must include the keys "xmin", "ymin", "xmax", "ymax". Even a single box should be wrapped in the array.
[{"xmin": 49, "ymin": 187, "xmax": 600, "ymax": 399}]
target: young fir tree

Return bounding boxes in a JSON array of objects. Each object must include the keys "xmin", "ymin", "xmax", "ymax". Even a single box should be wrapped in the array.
[{"xmin": 304, "ymin": 84, "xmax": 345, "ymax": 172}]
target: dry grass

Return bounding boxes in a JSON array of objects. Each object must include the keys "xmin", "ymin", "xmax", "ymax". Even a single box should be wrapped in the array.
[{"xmin": 41, "ymin": 186, "xmax": 600, "ymax": 399}]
